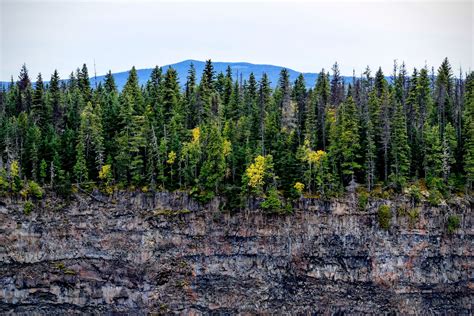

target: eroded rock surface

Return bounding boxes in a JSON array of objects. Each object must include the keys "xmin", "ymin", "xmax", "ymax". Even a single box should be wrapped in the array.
[{"xmin": 0, "ymin": 192, "xmax": 472, "ymax": 314}]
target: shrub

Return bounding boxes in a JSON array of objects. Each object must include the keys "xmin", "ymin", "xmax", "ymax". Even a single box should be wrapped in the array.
[
  {"xmin": 378, "ymin": 205, "xmax": 391, "ymax": 230},
  {"xmin": 407, "ymin": 208, "xmax": 420, "ymax": 227},
  {"xmin": 447, "ymin": 215, "xmax": 460, "ymax": 234},
  {"xmin": 358, "ymin": 191, "xmax": 369, "ymax": 210},
  {"xmin": 428, "ymin": 189, "xmax": 443, "ymax": 206},
  {"xmin": 397, "ymin": 206, "xmax": 407, "ymax": 217},
  {"xmin": 261, "ymin": 188, "xmax": 282, "ymax": 213},
  {"xmin": 381, "ymin": 189, "xmax": 393, "ymax": 199},
  {"xmin": 28, "ymin": 181, "xmax": 44, "ymax": 199},
  {"xmin": 0, "ymin": 168, "xmax": 8, "ymax": 193},
  {"xmin": 23, "ymin": 200, "xmax": 34, "ymax": 215},
  {"xmin": 190, "ymin": 187, "xmax": 215, "ymax": 204},
  {"xmin": 408, "ymin": 184, "xmax": 422, "ymax": 205}
]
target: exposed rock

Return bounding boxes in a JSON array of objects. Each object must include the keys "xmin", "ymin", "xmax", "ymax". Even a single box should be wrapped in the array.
[{"xmin": 0, "ymin": 191, "xmax": 472, "ymax": 314}]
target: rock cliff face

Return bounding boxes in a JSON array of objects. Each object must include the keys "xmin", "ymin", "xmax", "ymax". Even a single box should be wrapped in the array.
[{"xmin": 0, "ymin": 191, "xmax": 472, "ymax": 314}]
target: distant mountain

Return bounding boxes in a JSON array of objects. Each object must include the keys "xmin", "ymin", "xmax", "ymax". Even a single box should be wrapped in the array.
[
  {"xmin": 2, "ymin": 60, "xmax": 356, "ymax": 90},
  {"xmin": 91, "ymin": 60, "xmax": 357, "ymax": 90}
]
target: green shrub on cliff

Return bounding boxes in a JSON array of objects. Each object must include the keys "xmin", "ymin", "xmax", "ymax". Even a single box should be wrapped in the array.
[
  {"xmin": 27, "ymin": 181, "xmax": 44, "ymax": 199},
  {"xmin": 407, "ymin": 208, "xmax": 420, "ymax": 227},
  {"xmin": 447, "ymin": 215, "xmax": 460, "ymax": 234},
  {"xmin": 23, "ymin": 200, "xmax": 34, "ymax": 215},
  {"xmin": 358, "ymin": 190, "xmax": 369, "ymax": 210},
  {"xmin": 378, "ymin": 205, "xmax": 391, "ymax": 230},
  {"xmin": 0, "ymin": 168, "xmax": 8, "ymax": 193},
  {"xmin": 261, "ymin": 188, "xmax": 282, "ymax": 213},
  {"xmin": 428, "ymin": 189, "xmax": 443, "ymax": 206}
]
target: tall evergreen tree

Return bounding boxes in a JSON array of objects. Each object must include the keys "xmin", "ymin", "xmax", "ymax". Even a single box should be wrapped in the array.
[
  {"xmin": 390, "ymin": 100, "xmax": 411, "ymax": 189},
  {"xmin": 330, "ymin": 62, "xmax": 344, "ymax": 106},
  {"xmin": 463, "ymin": 72, "xmax": 474, "ymax": 189},
  {"xmin": 293, "ymin": 74, "xmax": 307, "ymax": 144}
]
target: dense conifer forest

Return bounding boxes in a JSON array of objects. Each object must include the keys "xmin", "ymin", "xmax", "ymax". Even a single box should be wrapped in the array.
[{"xmin": 1, "ymin": 58, "xmax": 473, "ymax": 211}]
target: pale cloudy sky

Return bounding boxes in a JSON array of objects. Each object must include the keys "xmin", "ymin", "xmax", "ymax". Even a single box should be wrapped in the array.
[{"xmin": 0, "ymin": 0, "xmax": 472, "ymax": 80}]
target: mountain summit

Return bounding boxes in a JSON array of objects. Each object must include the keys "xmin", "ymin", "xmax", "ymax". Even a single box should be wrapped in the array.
[{"xmin": 90, "ymin": 60, "xmax": 351, "ymax": 90}]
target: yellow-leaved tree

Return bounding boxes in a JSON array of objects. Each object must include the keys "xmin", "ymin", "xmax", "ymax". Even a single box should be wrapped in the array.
[
  {"xmin": 297, "ymin": 140, "xmax": 329, "ymax": 194},
  {"xmin": 243, "ymin": 155, "xmax": 274, "ymax": 195}
]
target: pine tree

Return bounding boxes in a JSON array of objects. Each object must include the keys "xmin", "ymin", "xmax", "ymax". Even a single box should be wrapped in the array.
[
  {"xmin": 442, "ymin": 122, "xmax": 457, "ymax": 184},
  {"xmin": 222, "ymin": 66, "xmax": 233, "ymax": 118},
  {"xmin": 162, "ymin": 67, "xmax": 180, "ymax": 122},
  {"xmin": 412, "ymin": 67, "xmax": 433, "ymax": 177},
  {"xmin": 198, "ymin": 60, "xmax": 216, "ymax": 121},
  {"xmin": 104, "ymin": 70, "xmax": 117, "ymax": 94},
  {"xmin": 257, "ymin": 73, "xmax": 271, "ymax": 154},
  {"xmin": 16, "ymin": 64, "xmax": 32, "ymax": 113},
  {"xmin": 338, "ymin": 96, "xmax": 361, "ymax": 184},
  {"xmin": 365, "ymin": 119, "xmax": 376, "ymax": 191},
  {"xmin": 24, "ymin": 124, "xmax": 41, "ymax": 180},
  {"xmin": 122, "ymin": 66, "xmax": 144, "ymax": 114},
  {"xmin": 330, "ymin": 62, "xmax": 344, "ymax": 106},
  {"xmin": 76, "ymin": 102, "xmax": 105, "ymax": 177},
  {"xmin": 73, "ymin": 135, "xmax": 88, "ymax": 183},
  {"xmin": 379, "ymin": 90, "xmax": 392, "ymax": 182},
  {"xmin": 463, "ymin": 72, "xmax": 474, "ymax": 189},
  {"xmin": 49, "ymin": 70, "xmax": 62, "ymax": 131},
  {"xmin": 198, "ymin": 124, "xmax": 226, "ymax": 196},
  {"xmin": 389, "ymin": 100, "xmax": 410, "ymax": 189},
  {"xmin": 185, "ymin": 63, "xmax": 198, "ymax": 128},
  {"xmin": 277, "ymin": 69, "xmax": 294, "ymax": 130},
  {"xmin": 313, "ymin": 70, "xmax": 330, "ymax": 149},
  {"xmin": 433, "ymin": 58, "xmax": 454, "ymax": 134},
  {"xmin": 424, "ymin": 124, "xmax": 443, "ymax": 189},
  {"xmin": 115, "ymin": 94, "xmax": 146, "ymax": 185},
  {"xmin": 374, "ymin": 67, "xmax": 386, "ymax": 98},
  {"xmin": 31, "ymin": 73, "xmax": 46, "ymax": 125},
  {"xmin": 78, "ymin": 64, "xmax": 92, "ymax": 102},
  {"xmin": 293, "ymin": 73, "xmax": 307, "ymax": 144}
]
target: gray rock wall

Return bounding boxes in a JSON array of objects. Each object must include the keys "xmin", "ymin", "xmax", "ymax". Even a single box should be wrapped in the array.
[{"xmin": 0, "ymin": 191, "xmax": 472, "ymax": 314}]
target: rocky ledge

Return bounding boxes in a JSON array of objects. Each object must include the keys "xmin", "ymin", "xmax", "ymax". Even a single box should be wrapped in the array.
[{"xmin": 0, "ymin": 191, "xmax": 472, "ymax": 314}]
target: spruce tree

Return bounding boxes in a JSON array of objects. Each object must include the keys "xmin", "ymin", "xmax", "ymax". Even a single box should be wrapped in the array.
[
  {"xmin": 49, "ymin": 70, "xmax": 62, "ymax": 131},
  {"xmin": 31, "ymin": 73, "xmax": 46, "ymax": 125},
  {"xmin": 338, "ymin": 96, "xmax": 361, "ymax": 184},
  {"xmin": 78, "ymin": 64, "xmax": 92, "ymax": 102},
  {"xmin": 277, "ymin": 69, "xmax": 294, "ymax": 130},
  {"xmin": 293, "ymin": 74, "xmax": 307, "ymax": 145},
  {"xmin": 424, "ymin": 124, "xmax": 443, "ymax": 189},
  {"xmin": 257, "ymin": 73, "xmax": 271, "ymax": 154},
  {"xmin": 390, "ymin": 100, "xmax": 410, "ymax": 189},
  {"xmin": 122, "ymin": 66, "xmax": 144, "ymax": 114},
  {"xmin": 463, "ymin": 72, "xmax": 474, "ymax": 189},
  {"xmin": 330, "ymin": 62, "xmax": 344, "ymax": 106}
]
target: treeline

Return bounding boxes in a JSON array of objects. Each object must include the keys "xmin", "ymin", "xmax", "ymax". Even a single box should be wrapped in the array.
[{"xmin": 0, "ymin": 59, "xmax": 473, "ymax": 209}]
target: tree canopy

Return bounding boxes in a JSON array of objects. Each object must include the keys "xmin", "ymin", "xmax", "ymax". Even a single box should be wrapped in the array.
[{"xmin": 0, "ymin": 59, "xmax": 472, "ymax": 207}]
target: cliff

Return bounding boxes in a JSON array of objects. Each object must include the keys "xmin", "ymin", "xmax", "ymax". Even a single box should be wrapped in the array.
[{"xmin": 0, "ymin": 191, "xmax": 472, "ymax": 314}]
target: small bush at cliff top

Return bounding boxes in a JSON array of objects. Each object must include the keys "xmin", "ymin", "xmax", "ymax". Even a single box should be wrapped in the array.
[
  {"xmin": 447, "ymin": 215, "xmax": 460, "ymax": 234},
  {"xmin": 428, "ymin": 189, "xmax": 443, "ymax": 206},
  {"xmin": 378, "ymin": 205, "xmax": 391, "ymax": 230},
  {"xmin": 28, "ymin": 181, "xmax": 44, "ymax": 199},
  {"xmin": 407, "ymin": 208, "xmax": 420, "ymax": 228},
  {"xmin": 23, "ymin": 200, "xmax": 34, "ymax": 215},
  {"xmin": 358, "ymin": 191, "xmax": 369, "ymax": 210},
  {"xmin": 260, "ymin": 188, "xmax": 282, "ymax": 214},
  {"xmin": 407, "ymin": 184, "xmax": 423, "ymax": 205}
]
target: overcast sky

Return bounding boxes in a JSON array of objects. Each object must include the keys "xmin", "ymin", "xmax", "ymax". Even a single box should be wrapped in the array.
[{"xmin": 1, "ymin": 0, "xmax": 472, "ymax": 81}]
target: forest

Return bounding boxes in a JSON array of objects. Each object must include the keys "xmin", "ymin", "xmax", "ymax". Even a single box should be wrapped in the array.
[{"xmin": 0, "ymin": 58, "xmax": 473, "ymax": 212}]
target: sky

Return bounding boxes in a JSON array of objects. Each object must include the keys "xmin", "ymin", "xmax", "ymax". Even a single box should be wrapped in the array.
[{"xmin": 0, "ymin": 0, "xmax": 472, "ymax": 81}]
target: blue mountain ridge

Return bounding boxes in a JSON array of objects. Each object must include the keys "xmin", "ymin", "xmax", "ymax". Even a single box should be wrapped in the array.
[{"xmin": 2, "ymin": 60, "xmax": 357, "ymax": 90}]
